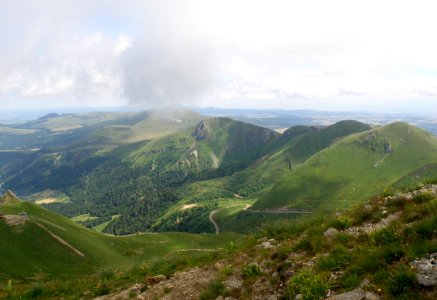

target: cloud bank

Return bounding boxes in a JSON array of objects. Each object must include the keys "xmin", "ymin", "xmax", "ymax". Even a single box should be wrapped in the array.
[{"xmin": 0, "ymin": 0, "xmax": 437, "ymax": 112}]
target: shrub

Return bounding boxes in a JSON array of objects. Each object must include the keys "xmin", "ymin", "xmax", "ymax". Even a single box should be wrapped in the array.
[
  {"xmin": 285, "ymin": 269, "xmax": 328, "ymax": 300},
  {"xmin": 334, "ymin": 232, "xmax": 353, "ymax": 246},
  {"xmin": 413, "ymin": 191, "xmax": 435, "ymax": 204},
  {"xmin": 328, "ymin": 216, "xmax": 352, "ymax": 230},
  {"xmin": 317, "ymin": 246, "xmax": 351, "ymax": 271},
  {"xmin": 348, "ymin": 249, "xmax": 385, "ymax": 275},
  {"xmin": 374, "ymin": 269, "xmax": 389, "ymax": 285},
  {"xmin": 260, "ymin": 219, "xmax": 307, "ymax": 240},
  {"xmin": 372, "ymin": 226, "xmax": 398, "ymax": 246},
  {"xmin": 242, "ymin": 263, "xmax": 262, "ymax": 278},
  {"xmin": 275, "ymin": 246, "xmax": 293, "ymax": 261},
  {"xmin": 379, "ymin": 244, "xmax": 405, "ymax": 264},
  {"xmin": 412, "ymin": 216, "xmax": 437, "ymax": 239},
  {"xmin": 220, "ymin": 265, "xmax": 234, "ymax": 276},
  {"xmin": 200, "ymin": 280, "xmax": 225, "ymax": 300},
  {"xmin": 350, "ymin": 206, "xmax": 373, "ymax": 226},
  {"xmin": 340, "ymin": 273, "xmax": 361, "ymax": 290},
  {"xmin": 388, "ymin": 266, "xmax": 418, "ymax": 298},
  {"xmin": 410, "ymin": 239, "xmax": 437, "ymax": 257},
  {"xmin": 25, "ymin": 283, "xmax": 44, "ymax": 299},
  {"xmin": 293, "ymin": 237, "xmax": 313, "ymax": 252}
]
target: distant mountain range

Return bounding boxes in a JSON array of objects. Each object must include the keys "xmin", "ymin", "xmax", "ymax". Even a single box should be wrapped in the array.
[{"xmin": 1, "ymin": 109, "xmax": 437, "ymax": 235}]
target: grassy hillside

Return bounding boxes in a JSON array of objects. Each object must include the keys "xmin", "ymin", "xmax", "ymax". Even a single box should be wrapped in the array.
[
  {"xmin": 0, "ymin": 109, "xmax": 201, "ymax": 151},
  {"xmin": 0, "ymin": 199, "xmax": 238, "ymax": 282},
  {"xmin": 6, "ymin": 182, "xmax": 436, "ymax": 299},
  {"xmin": 146, "ymin": 121, "xmax": 371, "ymax": 233},
  {"xmin": 282, "ymin": 120, "xmax": 371, "ymax": 164},
  {"xmin": 1, "ymin": 117, "xmax": 372, "ymax": 235},
  {"xmin": 255, "ymin": 122, "xmax": 437, "ymax": 211},
  {"xmin": 127, "ymin": 117, "xmax": 279, "ymax": 171}
]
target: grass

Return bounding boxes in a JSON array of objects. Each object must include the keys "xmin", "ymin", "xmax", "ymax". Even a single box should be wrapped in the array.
[
  {"xmin": 70, "ymin": 214, "xmax": 98, "ymax": 222},
  {"xmin": 92, "ymin": 215, "xmax": 120, "ymax": 232},
  {"xmin": 255, "ymin": 122, "xmax": 437, "ymax": 211},
  {"xmin": 0, "ymin": 201, "xmax": 239, "ymax": 283}
]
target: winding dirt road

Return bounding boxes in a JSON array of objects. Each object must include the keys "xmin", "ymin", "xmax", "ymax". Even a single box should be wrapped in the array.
[
  {"xmin": 208, "ymin": 210, "xmax": 220, "ymax": 234},
  {"xmin": 209, "ymin": 204, "xmax": 251, "ymax": 234}
]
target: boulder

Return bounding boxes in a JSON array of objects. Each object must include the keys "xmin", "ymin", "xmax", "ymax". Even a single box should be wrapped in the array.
[
  {"xmin": 256, "ymin": 241, "xmax": 276, "ymax": 249},
  {"xmin": 326, "ymin": 288, "xmax": 366, "ymax": 300},
  {"xmin": 359, "ymin": 278, "xmax": 370, "ymax": 288},
  {"xmin": 324, "ymin": 227, "xmax": 339, "ymax": 239},
  {"xmin": 146, "ymin": 274, "xmax": 166, "ymax": 285},
  {"xmin": 410, "ymin": 253, "xmax": 437, "ymax": 286}
]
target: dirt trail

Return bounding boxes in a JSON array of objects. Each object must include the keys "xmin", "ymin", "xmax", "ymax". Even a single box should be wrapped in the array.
[
  {"xmin": 209, "ymin": 204, "xmax": 251, "ymax": 234},
  {"xmin": 208, "ymin": 210, "xmax": 220, "ymax": 234},
  {"xmin": 31, "ymin": 216, "xmax": 66, "ymax": 231},
  {"xmin": 245, "ymin": 209, "xmax": 312, "ymax": 214},
  {"xmin": 34, "ymin": 222, "xmax": 85, "ymax": 257}
]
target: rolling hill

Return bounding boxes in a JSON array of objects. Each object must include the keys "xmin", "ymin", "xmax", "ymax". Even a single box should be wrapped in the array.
[
  {"xmin": 1, "ymin": 115, "xmax": 375, "ymax": 235},
  {"xmin": 148, "ymin": 120, "xmax": 372, "ymax": 233},
  {"xmin": 254, "ymin": 122, "xmax": 437, "ymax": 211},
  {"xmin": 0, "ymin": 193, "xmax": 237, "ymax": 282}
]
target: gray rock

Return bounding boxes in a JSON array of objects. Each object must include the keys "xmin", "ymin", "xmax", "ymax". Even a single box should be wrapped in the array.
[
  {"xmin": 256, "ymin": 241, "xmax": 276, "ymax": 249},
  {"xmin": 327, "ymin": 288, "xmax": 366, "ymax": 300},
  {"xmin": 365, "ymin": 292, "xmax": 380, "ymax": 300},
  {"xmin": 295, "ymin": 294, "xmax": 303, "ymax": 300},
  {"xmin": 410, "ymin": 253, "xmax": 437, "ymax": 286},
  {"xmin": 359, "ymin": 278, "xmax": 370, "ymax": 288},
  {"xmin": 324, "ymin": 227, "xmax": 339, "ymax": 238},
  {"xmin": 364, "ymin": 205, "xmax": 373, "ymax": 212}
]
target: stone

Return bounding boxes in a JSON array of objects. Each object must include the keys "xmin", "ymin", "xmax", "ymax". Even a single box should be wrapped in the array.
[
  {"xmin": 410, "ymin": 253, "xmax": 437, "ymax": 286},
  {"xmin": 145, "ymin": 274, "xmax": 166, "ymax": 285},
  {"xmin": 364, "ymin": 205, "xmax": 373, "ymax": 211},
  {"xmin": 326, "ymin": 288, "xmax": 366, "ymax": 300},
  {"xmin": 256, "ymin": 241, "xmax": 276, "ymax": 249},
  {"xmin": 295, "ymin": 294, "xmax": 303, "ymax": 300},
  {"xmin": 324, "ymin": 227, "xmax": 339, "ymax": 238},
  {"xmin": 365, "ymin": 292, "xmax": 381, "ymax": 300},
  {"xmin": 359, "ymin": 278, "xmax": 370, "ymax": 288}
]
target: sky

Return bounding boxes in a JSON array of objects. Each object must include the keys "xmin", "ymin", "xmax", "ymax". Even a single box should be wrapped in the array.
[{"xmin": 1, "ymin": 0, "xmax": 437, "ymax": 113}]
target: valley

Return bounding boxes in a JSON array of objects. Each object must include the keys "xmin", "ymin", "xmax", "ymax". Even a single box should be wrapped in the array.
[{"xmin": 1, "ymin": 109, "xmax": 437, "ymax": 299}]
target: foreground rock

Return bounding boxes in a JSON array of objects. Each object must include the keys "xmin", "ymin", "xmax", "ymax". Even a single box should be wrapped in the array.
[
  {"xmin": 410, "ymin": 253, "xmax": 437, "ymax": 287},
  {"xmin": 323, "ymin": 227, "xmax": 339, "ymax": 239},
  {"xmin": 326, "ymin": 288, "xmax": 380, "ymax": 300}
]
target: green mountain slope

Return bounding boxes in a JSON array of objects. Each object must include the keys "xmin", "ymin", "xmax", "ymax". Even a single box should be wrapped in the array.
[
  {"xmin": 0, "ymin": 109, "xmax": 201, "ymax": 151},
  {"xmin": 255, "ymin": 122, "xmax": 437, "ymax": 211},
  {"xmin": 150, "ymin": 121, "xmax": 372, "ymax": 233},
  {"xmin": 0, "ymin": 196, "xmax": 237, "ymax": 281},
  {"xmin": 1, "ymin": 117, "xmax": 373, "ymax": 235}
]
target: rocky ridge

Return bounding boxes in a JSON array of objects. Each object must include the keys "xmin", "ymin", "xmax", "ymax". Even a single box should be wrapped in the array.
[{"xmin": 95, "ymin": 186, "xmax": 437, "ymax": 300}]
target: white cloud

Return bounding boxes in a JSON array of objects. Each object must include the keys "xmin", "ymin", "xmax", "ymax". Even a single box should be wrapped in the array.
[{"xmin": 1, "ymin": 0, "xmax": 437, "ymax": 111}]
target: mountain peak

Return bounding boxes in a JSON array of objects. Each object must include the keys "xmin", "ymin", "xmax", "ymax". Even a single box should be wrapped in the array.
[{"xmin": 0, "ymin": 190, "xmax": 20, "ymax": 205}]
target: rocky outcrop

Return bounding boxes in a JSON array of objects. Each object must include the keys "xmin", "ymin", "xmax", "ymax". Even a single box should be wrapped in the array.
[
  {"xmin": 383, "ymin": 142, "xmax": 392, "ymax": 153},
  {"xmin": 192, "ymin": 120, "xmax": 209, "ymax": 141},
  {"xmin": 326, "ymin": 288, "xmax": 380, "ymax": 300},
  {"xmin": 410, "ymin": 253, "xmax": 437, "ymax": 287},
  {"xmin": 0, "ymin": 190, "xmax": 19, "ymax": 205}
]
